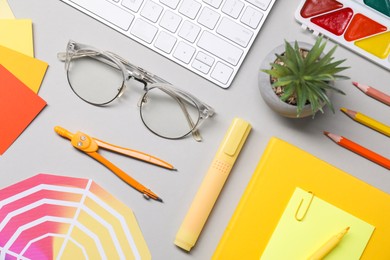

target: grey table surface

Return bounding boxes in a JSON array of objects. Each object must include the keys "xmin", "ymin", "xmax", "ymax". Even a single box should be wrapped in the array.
[{"xmin": 2, "ymin": 0, "xmax": 390, "ymax": 259}]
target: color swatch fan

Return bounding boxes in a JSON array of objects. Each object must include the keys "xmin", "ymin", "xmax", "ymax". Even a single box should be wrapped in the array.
[
  {"xmin": 295, "ymin": 0, "xmax": 390, "ymax": 70},
  {"xmin": 0, "ymin": 174, "xmax": 151, "ymax": 259}
]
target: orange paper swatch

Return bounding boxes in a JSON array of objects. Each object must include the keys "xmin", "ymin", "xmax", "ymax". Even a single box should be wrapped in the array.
[{"xmin": 0, "ymin": 65, "xmax": 47, "ymax": 155}]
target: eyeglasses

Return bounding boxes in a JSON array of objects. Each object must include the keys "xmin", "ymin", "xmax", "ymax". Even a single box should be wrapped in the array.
[{"xmin": 57, "ymin": 40, "xmax": 215, "ymax": 141}]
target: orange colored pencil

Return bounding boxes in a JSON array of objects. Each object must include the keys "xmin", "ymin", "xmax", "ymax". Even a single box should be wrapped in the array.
[
  {"xmin": 324, "ymin": 131, "xmax": 390, "ymax": 170},
  {"xmin": 352, "ymin": 81, "xmax": 390, "ymax": 106}
]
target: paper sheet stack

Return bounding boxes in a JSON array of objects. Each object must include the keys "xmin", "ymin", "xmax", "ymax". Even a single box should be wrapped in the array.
[{"xmin": 0, "ymin": 0, "xmax": 48, "ymax": 155}]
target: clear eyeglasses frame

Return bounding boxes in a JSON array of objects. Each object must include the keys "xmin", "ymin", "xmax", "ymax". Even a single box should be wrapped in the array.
[{"xmin": 57, "ymin": 40, "xmax": 215, "ymax": 141}]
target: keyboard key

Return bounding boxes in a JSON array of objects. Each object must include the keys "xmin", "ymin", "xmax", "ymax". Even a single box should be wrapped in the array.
[
  {"xmin": 198, "ymin": 7, "xmax": 220, "ymax": 29},
  {"xmin": 202, "ymin": 0, "xmax": 223, "ymax": 9},
  {"xmin": 245, "ymin": 0, "xmax": 271, "ymax": 11},
  {"xmin": 179, "ymin": 0, "xmax": 202, "ymax": 19},
  {"xmin": 131, "ymin": 19, "xmax": 158, "ymax": 43},
  {"xmin": 173, "ymin": 41, "xmax": 196, "ymax": 63},
  {"xmin": 141, "ymin": 0, "xmax": 164, "ymax": 22},
  {"xmin": 221, "ymin": 0, "xmax": 244, "ymax": 19},
  {"xmin": 196, "ymin": 51, "xmax": 214, "ymax": 66},
  {"xmin": 159, "ymin": 0, "xmax": 180, "ymax": 9},
  {"xmin": 197, "ymin": 31, "xmax": 243, "ymax": 65},
  {"xmin": 192, "ymin": 59, "xmax": 211, "ymax": 74},
  {"xmin": 122, "ymin": 0, "xmax": 144, "ymax": 12},
  {"xmin": 178, "ymin": 20, "xmax": 201, "ymax": 43},
  {"xmin": 154, "ymin": 31, "xmax": 177, "ymax": 53},
  {"xmin": 160, "ymin": 10, "xmax": 182, "ymax": 32},
  {"xmin": 69, "ymin": 0, "xmax": 134, "ymax": 31},
  {"xmin": 241, "ymin": 6, "xmax": 263, "ymax": 29},
  {"xmin": 217, "ymin": 17, "xmax": 253, "ymax": 47},
  {"xmin": 211, "ymin": 62, "xmax": 233, "ymax": 84}
]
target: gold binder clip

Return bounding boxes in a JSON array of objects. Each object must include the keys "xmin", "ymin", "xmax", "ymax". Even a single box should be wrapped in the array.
[{"xmin": 295, "ymin": 191, "xmax": 314, "ymax": 221}]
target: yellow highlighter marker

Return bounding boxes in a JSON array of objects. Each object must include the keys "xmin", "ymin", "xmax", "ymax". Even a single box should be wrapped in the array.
[
  {"xmin": 174, "ymin": 118, "xmax": 251, "ymax": 251},
  {"xmin": 341, "ymin": 108, "xmax": 390, "ymax": 137},
  {"xmin": 309, "ymin": 227, "xmax": 350, "ymax": 260}
]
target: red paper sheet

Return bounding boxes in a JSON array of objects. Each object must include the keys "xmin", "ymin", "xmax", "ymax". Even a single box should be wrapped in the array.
[{"xmin": 0, "ymin": 65, "xmax": 46, "ymax": 155}]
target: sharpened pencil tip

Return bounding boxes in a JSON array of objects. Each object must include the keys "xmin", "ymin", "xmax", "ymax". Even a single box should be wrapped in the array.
[
  {"xmin": 323, "ymin": 131, "xmax": 329, "ymax": 136},
  {"xmin": 340, "ymin": 107, "xmax": 356, "ymax": 118},
  {"xmin": 157, "ymin": 197, "xmax": 164, "ymax": 203},
  {"xmin": 340, "ymin": 107, "xmax": 347, "ymax": 113}
]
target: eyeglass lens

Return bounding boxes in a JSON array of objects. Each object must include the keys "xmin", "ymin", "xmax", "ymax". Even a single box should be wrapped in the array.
[
  {"xmin": 67, "ymin": 54, "xmax": 124, "ymax": 105},
  {"xmin": 140, "ymin": 88, "xmax": 200, "ymax": 139}
]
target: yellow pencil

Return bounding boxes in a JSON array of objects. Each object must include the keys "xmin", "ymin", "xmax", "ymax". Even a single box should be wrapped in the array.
[
  {"xmin": 341, "ymin": 108, "xmax": 390, "ymax": 137},
  {"xmin": 309, "ymin": 227, "xmax": 350, "ymax": 260}
]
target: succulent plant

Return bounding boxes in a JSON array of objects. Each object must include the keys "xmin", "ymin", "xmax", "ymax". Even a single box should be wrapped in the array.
[{"xmin": 262, "ymin": 36, "xmax": 349, "ymax": 117}]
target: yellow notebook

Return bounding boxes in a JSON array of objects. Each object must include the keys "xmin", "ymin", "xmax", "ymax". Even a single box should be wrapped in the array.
[
  {"xmin": 261, "ymin": 187, "xmax": 374, "ymax": 259},
  {"xmin": 212, "ymin": 137, "xmax": 390, "ymax": 259}
]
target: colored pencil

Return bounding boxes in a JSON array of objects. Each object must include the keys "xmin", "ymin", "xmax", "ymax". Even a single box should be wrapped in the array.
[
  {"xmin": 352, "ymin": 81, "xmax": 390, "ymax": 106},
  {"xmin": 341, "ymin": 108, "xmax": 390, "ymax": 137},
  {"xmin": 324, "ymin": 131, "xmax": 390, "ymax": 170}
]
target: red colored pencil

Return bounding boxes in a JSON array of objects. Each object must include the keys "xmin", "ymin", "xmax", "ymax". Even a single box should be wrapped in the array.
[
  {"xmin": 324, "ymin": 131, "xmax": 390, "ymax": 170},
  {"xmin": 352, "ymin": 81, "xmax": 390, "ymax": 106}
]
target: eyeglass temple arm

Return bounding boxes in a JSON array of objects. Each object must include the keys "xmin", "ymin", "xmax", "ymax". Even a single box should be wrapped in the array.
[
  {"xmin": 60, "ymin": 49, "xmax": 167, "ymax": 85},
  {"xmin": 57, "ymin": 50, "xmax": 124, "ymax": 73},
  {"xmin": 175, "ymin": 95, "xmax": 203, "ymax": 142},
  {"xmin": 159, "ymin": 87, "xmax": 204, "ymax": 142},
  {"xmin": 59, "ymin": 42, "xmax": 169, "ymax": 84},
  {"xmin": 164, "ymin": 86, "xmax": 214, "ymax": 116}
]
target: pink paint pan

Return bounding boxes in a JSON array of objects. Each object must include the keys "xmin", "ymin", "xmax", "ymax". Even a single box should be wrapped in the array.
[{"xmin": 295, "ymin": 0, "xmax": 390, "ymax": 71}]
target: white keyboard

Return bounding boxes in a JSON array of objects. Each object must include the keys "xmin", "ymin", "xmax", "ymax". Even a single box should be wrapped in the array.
[{"xmin": 60, "ymin": 0, "xmax": 276, "ymax": 88}]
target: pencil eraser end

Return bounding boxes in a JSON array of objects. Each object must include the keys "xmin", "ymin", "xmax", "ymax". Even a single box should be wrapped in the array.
[{"xmin": 174, "ymin": 238, "xmax": 193, "ymax": 251}]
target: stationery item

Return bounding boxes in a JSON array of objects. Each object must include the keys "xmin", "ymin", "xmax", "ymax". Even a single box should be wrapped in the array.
[
  {"xmin": 0, "ymin": 173, "xmax": 151, "ymax": 259},
  {"xmin": 212, "ymin": 137, "xmax": 390, "ymax": 259},
  {"xmin": 261, "ymin": 188, "xmax": 374, "ymax": 259},
  {"xmin": 309, "ymin": 227, "xmax": 350, "ymax": 260},
  {"xmin": 341, "ymin": 108, "xmax": 390, "ymax": 137},
  {"xmin": 0, "ymin": 19, "xmax": 34, "ymax": 56},
  {"xmin": 175, "ymin": 118, "xmax": 251, "ymax": 251},
  {"xmin": 0, "ymin": 44, "xmax": 48, "ymax": 93},
  {"xmin": 353, "ymin": 81, "xmax": 390, "ymax": 106},
  {"xmin": 54, "ymin": 126, "xmax": 174, "ymax": 202},
  {"xmin": 0, "ymin": 65, "xmax": 46, "ymax": 155},
  {"xmin": 295, "ymin": 0, "xmax": 390, "ymax": 70},
  {"xmin": 324, "ymin": 131, "xmax": 390, "ymax": 170},
  {"xmin": 0, "ymin": 0, "xmax": 14, "ymax": 18}
]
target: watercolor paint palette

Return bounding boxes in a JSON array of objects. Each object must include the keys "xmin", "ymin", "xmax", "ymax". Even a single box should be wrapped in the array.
[{"xmin": 295, "ymin": 0, "xmax": 390, "ymax": 71}]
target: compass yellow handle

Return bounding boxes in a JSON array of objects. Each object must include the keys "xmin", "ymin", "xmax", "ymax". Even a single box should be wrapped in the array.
[{"xmin": 54, "ymin": 126, "xmax": 74, "ymax": 140}]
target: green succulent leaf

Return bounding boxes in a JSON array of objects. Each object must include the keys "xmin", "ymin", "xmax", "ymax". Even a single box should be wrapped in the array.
[{"xmin": 280, "ymin": 84, "xmax": 295, "ymax": 100}]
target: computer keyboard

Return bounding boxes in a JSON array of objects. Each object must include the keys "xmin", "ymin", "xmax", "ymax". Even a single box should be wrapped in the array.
[{"xmin": 59, "ymin": 0, "xmax": 276, "ymax": 88}]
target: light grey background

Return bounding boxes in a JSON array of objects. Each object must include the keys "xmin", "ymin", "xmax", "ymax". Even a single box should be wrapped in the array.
[{"xmin": 2, "ymin": 0, "xmax": 390, "ymax": 259}]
